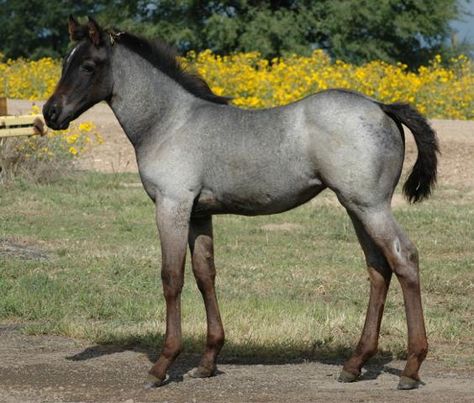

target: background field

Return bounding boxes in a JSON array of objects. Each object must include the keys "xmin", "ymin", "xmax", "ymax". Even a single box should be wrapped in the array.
[
  {"xmin": 1, "ymin": 102, "xmax": 473, "ymax": 400},
  {"xmin": 1, "ymin": 171, "xmax": 474, "ymax": 368}
]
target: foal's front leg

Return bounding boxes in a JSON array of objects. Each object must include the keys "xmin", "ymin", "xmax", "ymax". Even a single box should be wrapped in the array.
[{"xmin": 147, "ymin": 196, "xmax": 192, "ymax": 387}]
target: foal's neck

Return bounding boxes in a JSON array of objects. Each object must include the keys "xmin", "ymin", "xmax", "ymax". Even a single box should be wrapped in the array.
[{"xmin": 107, "ymin": 44, "xmax": 197, "ymax": 147}]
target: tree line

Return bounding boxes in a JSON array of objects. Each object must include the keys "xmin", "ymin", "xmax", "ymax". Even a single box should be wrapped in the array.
[{"xmin": 0, "ymin": 0, "xmax": 469, "ymax": 68}]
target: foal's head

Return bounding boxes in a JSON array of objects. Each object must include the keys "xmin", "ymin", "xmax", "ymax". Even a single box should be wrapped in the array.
[{"xmin": 43, "ymin": 16, "xmax": 112, "ymax": 130}]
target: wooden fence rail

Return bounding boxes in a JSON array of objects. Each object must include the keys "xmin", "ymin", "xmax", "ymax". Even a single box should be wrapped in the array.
[
  {"xmin": 0, "ymin": 115, "xmax": 47, "ymax": 138},
  {"xmin": 0, "ymin": 98, "xmax": 47, "ymax": 138}
]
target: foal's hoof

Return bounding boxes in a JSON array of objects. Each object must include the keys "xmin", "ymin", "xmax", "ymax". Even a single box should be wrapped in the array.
[
  {"xmin": 338, "ymin": 369, "xmax": 359, "ymax": 383},
  {"xmin": 144, "ymin": 374, "xmax": 168, "ymax": 389},
  {"xmin": 187, "ymin": 366, "xmax": 216, "ymax": 378},
  {"xmin": 397, "ymin": 375, "xmax": 420, "ymax": 390}
]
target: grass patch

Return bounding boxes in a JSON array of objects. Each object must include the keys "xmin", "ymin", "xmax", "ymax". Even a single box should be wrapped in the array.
[{"xmin": 0, "ymin": 172, "xmax": 473, "ymax": 367}]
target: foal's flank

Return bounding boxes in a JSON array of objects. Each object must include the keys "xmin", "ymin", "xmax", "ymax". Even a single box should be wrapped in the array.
[{"xmin": 43, "ymin": 16, "xmax": 438, "ymax": 390}]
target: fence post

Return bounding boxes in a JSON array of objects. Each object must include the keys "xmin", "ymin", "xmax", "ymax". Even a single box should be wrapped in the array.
[{"xmin": 0, "ymin": 97, "xmax": 7, "ymax": 116}]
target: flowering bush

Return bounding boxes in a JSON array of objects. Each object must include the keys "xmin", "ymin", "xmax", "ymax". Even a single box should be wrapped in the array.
[
  {"xmin": 0, "ymin": 53, "xmax": 60, "ymax": 100},
  {"xmin": 0, "ymin": 50, "xmax": 473, "ymax": 119},
  {"xmin": 187, "ymin": 50, "xmax": 474, "ymax": 120},
  {"xmin": 15, "ymin": 117, "xmax": 103, "ymax": 159}
]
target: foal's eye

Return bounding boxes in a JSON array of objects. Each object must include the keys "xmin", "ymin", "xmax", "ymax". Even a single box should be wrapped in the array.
[{"xmin": 80, "ymin": 63, "xmax": 95, "ymax": 74}]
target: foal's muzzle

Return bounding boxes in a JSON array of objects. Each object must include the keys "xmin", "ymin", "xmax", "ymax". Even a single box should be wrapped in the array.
[{"xmin": 43, "ymin": 100, "xmax": 72, "ymax": 130}]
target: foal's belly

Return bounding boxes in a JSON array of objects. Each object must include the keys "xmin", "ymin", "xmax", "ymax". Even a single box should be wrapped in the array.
[{"xmin": 192, "ymin": 178, "xmax": 326, "ymax": 217}]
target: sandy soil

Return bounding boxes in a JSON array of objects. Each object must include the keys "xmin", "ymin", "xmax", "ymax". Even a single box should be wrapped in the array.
[
  {"xmin": 1, "ymin": 325, "xmax": 473, "ymax": 402},
  {"xmin": 3, "ymin": 99, "xmax": 474, "ymax": 402}
]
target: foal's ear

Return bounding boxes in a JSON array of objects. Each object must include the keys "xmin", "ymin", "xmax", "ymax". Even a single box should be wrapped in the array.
[
  {"xmin": 87, "ymin": 16, "xmax": 103, "ymax": 47},
  {"xmin": 68, "ymin": 15, "xmax": 84, "ymax": 41}
]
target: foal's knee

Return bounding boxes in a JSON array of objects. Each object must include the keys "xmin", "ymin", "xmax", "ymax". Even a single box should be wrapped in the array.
[{"xmin": 161, "ymin": 270, "xmax": 184, "ymax": 298}]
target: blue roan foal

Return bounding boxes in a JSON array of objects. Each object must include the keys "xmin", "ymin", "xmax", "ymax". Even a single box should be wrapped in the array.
[{"xmin": 44, "ymin": 17, "xmax": 439, "ymax": 390}]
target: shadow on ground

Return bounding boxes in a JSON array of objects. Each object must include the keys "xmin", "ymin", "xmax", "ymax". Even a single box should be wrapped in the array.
[{"xmin": 65, "ymin": 334, "xmax": 400, "ymax": 384}]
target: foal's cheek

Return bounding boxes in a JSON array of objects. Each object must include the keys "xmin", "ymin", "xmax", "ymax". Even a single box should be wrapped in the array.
[{"xmin": 89, "ymin": 70, "xmax": 111, "ymax": 99}]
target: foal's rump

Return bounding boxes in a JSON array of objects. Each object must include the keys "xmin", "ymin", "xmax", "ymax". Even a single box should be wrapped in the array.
[
  {"xmin": 303, "ymin": 89, "xmax": 438, "ymax": 206},
  {"xmin": 304, "ymin": 89, "xmax": 406, "ymax": 206}
]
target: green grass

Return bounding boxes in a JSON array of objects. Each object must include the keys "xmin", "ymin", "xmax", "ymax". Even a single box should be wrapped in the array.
[{"xmin": 0, "ymin": 172, "xmax": 473, "ymax": 367}]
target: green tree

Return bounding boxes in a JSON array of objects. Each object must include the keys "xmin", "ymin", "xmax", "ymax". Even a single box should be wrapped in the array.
[
  {"xmin": 101, "ymin": 0, "xmax": 465, "ymax": 66},
  {"xmin": 312, "ymin": 0, "xmax": 464, "ymax": 66},
  {"xmin": 0, "ymin": 0, "xmax": 103, "ymax": 59},
  {"xmin": 0, "ymin": 0, "xmax": 468, "ymax": 67}
]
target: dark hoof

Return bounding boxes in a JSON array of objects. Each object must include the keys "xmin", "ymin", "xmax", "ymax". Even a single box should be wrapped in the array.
[
  {"xmin": 144, "ymin": 374, "xmax": 168, "ymax": 389},
  {"xmin": 397, "ymin": 375, "xmax": 420, "ymax": 390},
  {"xmin": 187, "ymin": 366, "xmax": 216, "ymax": 378},
  {"xmin": 338, "ymin": 369, "xmax": 359, "ymax": 383}
]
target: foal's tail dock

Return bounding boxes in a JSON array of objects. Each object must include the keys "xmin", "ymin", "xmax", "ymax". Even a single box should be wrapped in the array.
[{"xmin": 380, "ymin": 103, "xmax": 439, "ymax": 203}]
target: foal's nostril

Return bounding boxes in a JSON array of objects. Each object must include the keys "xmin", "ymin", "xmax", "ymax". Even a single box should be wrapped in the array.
[
  {"xmin": 49, "ymin": 104, "xmax": 58, "ymax": 120},
  {"xmin": 44, "ymin": 102, "xmax": 59, "ymax": 123}
]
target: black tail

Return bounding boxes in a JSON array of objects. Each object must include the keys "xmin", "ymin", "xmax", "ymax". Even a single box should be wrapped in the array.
[{"xmin": 379, "ymin": 103, "xmax": 439, "ymax": 203}]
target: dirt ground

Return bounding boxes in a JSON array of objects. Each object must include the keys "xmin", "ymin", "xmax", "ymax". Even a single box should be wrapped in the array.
[
  {"xmin": 1, "ymin": 325, "xmax": 473, "ymax": 402},
  {"xmin": 3, "ymin": 99, "xmax": 474, "ymax": 402}
]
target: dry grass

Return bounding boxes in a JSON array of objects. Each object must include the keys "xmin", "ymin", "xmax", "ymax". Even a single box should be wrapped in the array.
[{"xmin": 0, "ymin": 136, "xmax": 74, "ymax": 184}]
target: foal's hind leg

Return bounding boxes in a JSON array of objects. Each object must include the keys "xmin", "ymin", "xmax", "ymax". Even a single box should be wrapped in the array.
[
  {"xmin": 339, "ymin": 212, "xmax": 392, "ymax": 382},
  {"xmin": 341, "ymin": 204, "xmax": 428, "ymax": 389},
  {"xmin": 187, "ymin": 216, "xmax": 225, "ymax": 378}
]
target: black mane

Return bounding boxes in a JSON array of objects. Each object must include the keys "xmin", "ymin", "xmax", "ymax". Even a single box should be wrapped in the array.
[{"xmin": 115, "ymin": 32, "xmax": 229, "ymax": 105}]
